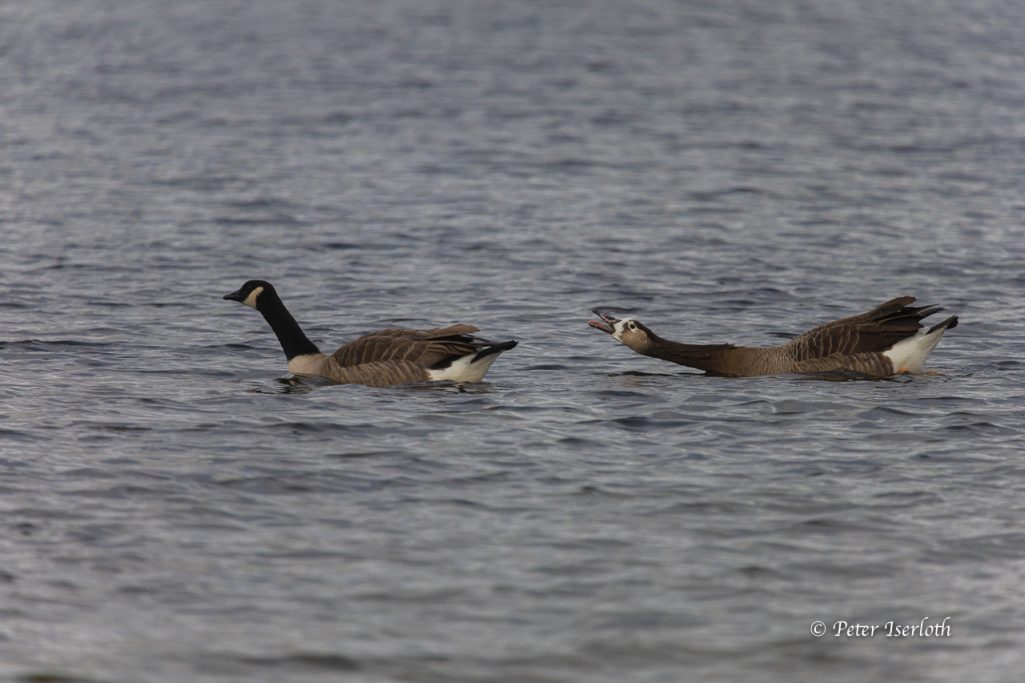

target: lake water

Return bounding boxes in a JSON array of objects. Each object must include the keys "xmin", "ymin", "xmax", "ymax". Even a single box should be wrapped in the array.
[{"xmin": 2, "ymin": 1, "xmax": 1025, "ymax": 681}]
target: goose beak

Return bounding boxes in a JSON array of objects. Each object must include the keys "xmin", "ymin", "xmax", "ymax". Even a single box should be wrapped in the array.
[
  {"xmin": 223, "ymin": 289, "xmax": 245, "ymax": 302},
  {"xmin": 588, "ymin": 309, "xmax": 619, "ymax": 334}
]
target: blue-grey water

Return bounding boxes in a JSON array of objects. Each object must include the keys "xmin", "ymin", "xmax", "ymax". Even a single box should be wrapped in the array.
[{"xmin": 2, "ymin": 1, "xmax": 1025, "ymax": 681}]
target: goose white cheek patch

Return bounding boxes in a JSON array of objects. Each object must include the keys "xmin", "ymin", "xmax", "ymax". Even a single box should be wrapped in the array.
[
  {"xmin": 242, "ymin": 286, "xmax": 264, "ymax": 309},
  {"xmin": 612, "ymin": 320, "xmax": 633, "ymax": 342}
]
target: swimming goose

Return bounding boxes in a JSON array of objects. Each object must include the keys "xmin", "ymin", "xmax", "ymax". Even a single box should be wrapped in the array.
[
  {"xmin": 588, "ymin": 296, "xmax": 957, "ymax": 378},
  {"xmin": 224, "ymin": 280, "xmax": 517, "ymax": 386}
]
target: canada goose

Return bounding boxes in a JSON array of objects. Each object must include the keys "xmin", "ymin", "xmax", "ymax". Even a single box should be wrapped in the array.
[
  {"xmin": 588, "ymin": 296, "xmax": 958, "ymax": 378},
  {"xmin": 223, "ymin": 280, "xmax": 517, "ymax": 386}
]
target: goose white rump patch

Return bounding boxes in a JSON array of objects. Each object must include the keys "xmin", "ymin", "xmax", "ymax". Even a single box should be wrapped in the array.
[
  {"xmin": 883, "ymin": 325, "xmax": 949, "ymax": 374},
  {"xmin": 428, "ymin": 352, "xmax": 502, "ymax": 383}
]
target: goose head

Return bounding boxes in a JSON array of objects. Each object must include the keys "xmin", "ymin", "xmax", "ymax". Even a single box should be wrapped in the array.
[
  {"xmin": 224, "ymin": 280, "xmax": 275, "ymax": 310},
  {"xmin": 588, "ymin": 310, "xmax": 656, "ymax": 351}
]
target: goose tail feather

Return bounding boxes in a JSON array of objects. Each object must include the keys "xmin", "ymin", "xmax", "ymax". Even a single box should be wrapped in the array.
[{"xmin": 472, "ymin": 340, "xmax": 518, "ymax": 362}]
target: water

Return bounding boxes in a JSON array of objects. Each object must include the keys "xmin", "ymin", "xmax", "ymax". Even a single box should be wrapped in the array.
[{"xmin": 2, "ymin": 1, "xmax": 1025, "ymax": 681}]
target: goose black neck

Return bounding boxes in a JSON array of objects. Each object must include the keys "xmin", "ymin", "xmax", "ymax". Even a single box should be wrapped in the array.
[
  {"xmin": 646, "ymin": 337, "xmax": 733, "ymax": 373},
  {"xmin": 257, "ymin": 290, "xmax": 320, "ymax": 360}
]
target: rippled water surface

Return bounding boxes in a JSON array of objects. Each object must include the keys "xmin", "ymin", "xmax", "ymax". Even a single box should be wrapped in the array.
[{"xmin": 3, "ymin": 1, "xmax": 1025, "ymax": 681}]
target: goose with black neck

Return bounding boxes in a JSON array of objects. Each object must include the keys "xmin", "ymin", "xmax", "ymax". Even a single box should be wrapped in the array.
[{"xmin": 224, "ymin": 280, "xmax": 517, "ymax": 387}]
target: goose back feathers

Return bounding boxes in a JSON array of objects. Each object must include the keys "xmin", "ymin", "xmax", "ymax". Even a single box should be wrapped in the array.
[
  {"xmin": 224, "ymin": 280, "xmax": 516, "ymax": 387},
  {"xmin": 589, "ymin": 296, "xmax": 957, "ymax": 378}
]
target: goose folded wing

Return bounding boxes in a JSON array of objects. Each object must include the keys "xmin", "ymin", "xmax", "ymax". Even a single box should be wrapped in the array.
[
  {"xmin": 782, "ymin": 296, "xmax": 942, "ymax": 361},
  {"xmin": 324, "ymin": 359, "xmax": 431, "ymax": 387},
  {"xmin": 331, "ymin": 332, "xmax": 482, "ymax": 368}
]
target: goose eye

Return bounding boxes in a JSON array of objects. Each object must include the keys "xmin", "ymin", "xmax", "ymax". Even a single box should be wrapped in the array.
[{"xmin": 628, "ymin": 322, "xmax": 636, "ymax": 330}]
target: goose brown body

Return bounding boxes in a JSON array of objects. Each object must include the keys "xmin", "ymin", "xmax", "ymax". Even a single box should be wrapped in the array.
[
  {"xmin": 589, "ymin": 296, "xmax": 958, "ymax": 378},
  {"xmin": 311, "ymin": 324, "xmax": 514, "ymax": 387},
  {"xmin": 224, "ymin": 281, "xmax": 516, "ymax": 386}
]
